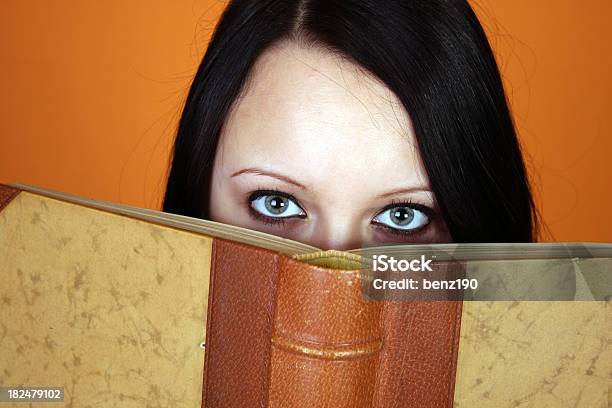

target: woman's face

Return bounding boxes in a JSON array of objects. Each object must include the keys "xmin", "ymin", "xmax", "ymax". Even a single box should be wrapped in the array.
[{"xmin": 210, "ymin": 42, "xmax": 450, "ymax": 250}]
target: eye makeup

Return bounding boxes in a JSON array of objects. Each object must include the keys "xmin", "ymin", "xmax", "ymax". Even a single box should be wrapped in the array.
[
  {"xmin": 244, "ymin": 188, "xmax": 440, "ymax": 242},
  {"xmin": 370, "ymin": 199, "xmax": 438, "ymax": 242},
  {"xmin": 246, "ymin": 189, "xmax": 307, "ymax": 227},
  {"xmin": 372, "ymin": 199, "xmax": 433, "ymax": 227}
]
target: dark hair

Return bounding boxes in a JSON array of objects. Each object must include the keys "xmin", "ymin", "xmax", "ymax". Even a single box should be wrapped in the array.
[{"xmin": 163, "ymin": 0, "xmax": 538, "ymax": 242}]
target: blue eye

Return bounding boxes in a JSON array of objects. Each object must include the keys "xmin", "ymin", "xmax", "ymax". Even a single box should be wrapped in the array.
[
  {"xmin": 250, "ymin": 194, "xmax": 305, "ymax": 218},
  {"xmin": 372, "ymin": 205, "xmax": 429, "ymax": 231}
]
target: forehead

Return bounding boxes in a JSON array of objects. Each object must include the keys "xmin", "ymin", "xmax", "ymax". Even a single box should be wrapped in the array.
[{"xmin": 218, "ymin": 41, "xmax": 429, "ymax": 193}]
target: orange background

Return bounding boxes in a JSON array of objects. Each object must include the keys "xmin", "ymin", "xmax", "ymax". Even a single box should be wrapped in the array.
[{"xmin": 0, "ymin": 1, "xmax": 610, "ymax": 242}]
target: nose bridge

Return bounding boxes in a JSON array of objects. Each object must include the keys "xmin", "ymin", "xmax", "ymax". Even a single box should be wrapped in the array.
[{"xmin": 309, "ymin": 215, "xmax": 363, "ymax": 251}]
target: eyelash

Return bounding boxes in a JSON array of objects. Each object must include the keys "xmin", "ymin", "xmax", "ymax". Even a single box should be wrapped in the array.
[
  {"xmin": 246, "ymin": 190, "xmax": 435, "ymax": 236},
  {"xmin": 246, "ymin": 188, "xmax": 303, "ymax": 227},
  {"xmin": 371, "ymin": 199, "xmax": 434, "ymax": 237}
]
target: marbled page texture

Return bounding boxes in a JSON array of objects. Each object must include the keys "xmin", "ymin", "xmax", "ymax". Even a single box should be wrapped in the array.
[
  {"xmin": 0, "ymin": 192, "xmax": 211, "ymax": 407},
  {"xmin": 455, "ymin": 301, "xmax": 611, "ymax": 407}
]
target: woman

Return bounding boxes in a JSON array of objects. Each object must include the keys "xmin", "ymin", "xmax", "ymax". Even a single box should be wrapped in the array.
[{"xmin": 163, "ymin": 0, "xmax": 537, "ymax": 249}]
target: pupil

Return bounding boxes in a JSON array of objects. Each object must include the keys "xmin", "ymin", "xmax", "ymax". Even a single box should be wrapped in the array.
[
  {"xmin": 391, "ymin": 207, "xmax": 414, "ymax": 226},
  {"xmin": 265, "ymin": 195, "xmax": 287, "ymax": 214}
]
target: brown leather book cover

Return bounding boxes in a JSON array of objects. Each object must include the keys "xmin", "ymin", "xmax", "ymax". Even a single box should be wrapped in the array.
[
  {"xmin": 203, "ymin": 239, "xmax": 460, "ymax": 407},
  {"xmin": 0, "ymin": 184, "xmax": 19, "ymax": 211}
]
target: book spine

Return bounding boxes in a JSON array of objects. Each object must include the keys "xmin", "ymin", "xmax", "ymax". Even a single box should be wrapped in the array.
[
  {"xmin": 202, "ymin": 240, "xmax": 462, "ymax": 407},
  {"xmin": 267, "ymin": 258, "xmax": 383, "ymax": 407}
]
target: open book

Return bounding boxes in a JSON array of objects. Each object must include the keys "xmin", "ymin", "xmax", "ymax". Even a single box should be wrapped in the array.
[{"xmin": 1, "ymin": 183, "xmax": 610, "ymax": 407}]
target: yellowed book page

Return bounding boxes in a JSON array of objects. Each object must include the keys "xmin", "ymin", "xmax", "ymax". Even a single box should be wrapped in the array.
[
  {"xmin": 0, "ymin": 191, "xmax": 211, "ymax": 407},
  {"xmin": 454, "ymin": 301, "xmax": 611, "ymax": 408},
  {"xmin": 12, "ymin": 183, "xmax": 317, "ymax": 256}
]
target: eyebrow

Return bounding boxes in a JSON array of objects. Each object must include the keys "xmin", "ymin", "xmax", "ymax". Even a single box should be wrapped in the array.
[
  {"xmin": 376, "ymin": 187, "xmax": 433, "ymax": 199},
  {"xmin": 230, "ymin": 168, "xmax": 307, "ymax": 189}
]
